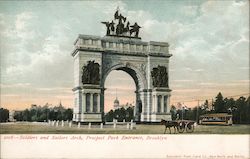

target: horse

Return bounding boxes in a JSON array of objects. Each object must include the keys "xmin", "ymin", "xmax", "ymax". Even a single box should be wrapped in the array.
[{"xmin": 160, "ymin": 119, "xmax": 179, "ymax": 134}]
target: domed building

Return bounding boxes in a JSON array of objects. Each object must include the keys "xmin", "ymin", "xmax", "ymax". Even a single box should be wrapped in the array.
[
  {"xmin": 113, "ymin": 97, "xmax": 135, "ymax": 110},
  {"xmin": 113, "ymin": 97, "xmax": 121, "ymax": 110},
  {"xmin": 113, "ymin": 89, "xmax": 135, "ymax": 110}
]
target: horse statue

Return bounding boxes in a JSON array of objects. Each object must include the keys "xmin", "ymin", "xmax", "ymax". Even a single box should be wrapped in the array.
[
  {"xmin": 160, "ymin": 119, "xmax": 179, "ymax": 134},
  {"xmin": 130, "ymin": 22, "xmax": 141, "ymax": 38}
]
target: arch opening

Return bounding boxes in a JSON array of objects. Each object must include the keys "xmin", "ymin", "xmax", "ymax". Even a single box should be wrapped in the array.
[
  {"xmin": 104, "ymin": 70, "xmax": 137, "ymax": 113},
  {"xmin": 102, "ymin": 65, "xmax": 145, "ymax": 121}
]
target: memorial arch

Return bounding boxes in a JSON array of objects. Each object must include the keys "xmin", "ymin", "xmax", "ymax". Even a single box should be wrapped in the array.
[{"xmin": 72, "ymin": 10, "xmax": 172, "ymax": 123}]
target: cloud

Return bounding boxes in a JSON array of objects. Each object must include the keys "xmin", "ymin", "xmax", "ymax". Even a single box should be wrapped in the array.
[
  {"xmin": 2, "ymin": 12, "xmax": 35, "ymax": 40},
  {"xmin": 0, "ymin": 83, "xmax": 31, "ymax": 88},
  {"xmin": 172, "ymin": 80, "xmax": 194, "ymax": 82},
  {"xmin": 15, "ymin": 12, "xmax": 32, "ymax": 31},
  {"xmin": 181, "ymin": 5, "xmax": 199, "ymax": 17},
  {"xmin": 105, "ymin": 87, "xmax": 135, "ymax": 91},
  {"xmin": 233, "ymin": 80, "xmax": 250, "ymax": 83},
  {"xmin": 198, "ymin": 82, "xmax": 217, "ymax": 86},
  {"xmin": 0, "ymin": 1, "xmax": 248, "ymax": 110},
  {"xmin": 170, "ymin": 0, "xmax": 249, "ymax": 85},
  {"xmin": 1, "ymin": 94, "xmax": 20, "ymax": 97},
  {"xmin": 174, "ymin": 89, "xmax": 201, "ymax": 93}
]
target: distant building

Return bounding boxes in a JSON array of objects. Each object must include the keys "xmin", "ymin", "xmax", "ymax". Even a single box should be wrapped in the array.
[
  {"xmin": 120, "ymin": 103, "xmax": 135, "ymax": 110},
  {"xmin": 111, "ymin": 89, "xmax": 135, "ymax": 110},
  {"xmin": 58, "ymin": 100, "xmax": 63, "ymax": 107},
  {"xmin": 113, "ymin": 96, "xmax": 134, "ymax": 110},
  {"xmin": 8, "ymin": 110, "xmax": 15, "ymax": 122},
  {"xmin": 113, "ymin": 97, "xmax": 120, "ymax": 110}
]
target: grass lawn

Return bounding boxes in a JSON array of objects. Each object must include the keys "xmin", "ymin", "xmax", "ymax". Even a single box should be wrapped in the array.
[{"xmin": 0, "ymin": 122, "xmax": 250, "ymax": 134}]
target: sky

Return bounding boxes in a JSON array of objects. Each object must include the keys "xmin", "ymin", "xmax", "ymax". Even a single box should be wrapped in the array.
[{"xmin": 0, "ymin": 0, "xmax": 249, "ymax": 112}]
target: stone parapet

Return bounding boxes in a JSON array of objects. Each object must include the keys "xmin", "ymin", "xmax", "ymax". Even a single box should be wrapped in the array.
[{"xmin": 72, "ymin": 34, "xmax": 172, "ymax": 58}]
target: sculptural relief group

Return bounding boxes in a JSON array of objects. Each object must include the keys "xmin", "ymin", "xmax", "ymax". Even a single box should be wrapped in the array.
[{"xmin": 102, "ymin": 10, "xmax": 141, "ymax": 38}]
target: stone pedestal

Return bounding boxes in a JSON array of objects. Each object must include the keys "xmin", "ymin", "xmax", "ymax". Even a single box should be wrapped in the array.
[
  {"xmin": 150, "ymin": 87, "xmax": 171, "ymax": 122},
  {"xmin": 73, "ymin": 84, "xmax": 102, "ymax": 122}
]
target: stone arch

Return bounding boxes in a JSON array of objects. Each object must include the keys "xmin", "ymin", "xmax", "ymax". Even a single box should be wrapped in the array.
[
  {"xmin": 71, "ymin": 34, "xmax": 172, "ymax": 123},
  {"xmin": 100, "ymin": 62, "xmax": 147, "ymax": 121},
  {"xmin": 101, "ymin": 63, "xmax": 147, "ymax": 91}
]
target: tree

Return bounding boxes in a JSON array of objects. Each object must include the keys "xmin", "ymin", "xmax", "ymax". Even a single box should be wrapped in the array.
[
  {"xmin": 114, "ymin": 107, "xmax": 126, "ymax": 122},
  {"xmin": 214, "ymin": 92, "xmax": 226, "ymax": 113},
  {"xmin": 125, "ymin": 107, "xmax": 134, "ymax": 121},
  {"xmin": 105, "ymin": 107, "xmax": 134, "ymax": 122},
  {"xmin": 202, "ymin": 100, "xmax": 209, "ymax": 111},
  {"xmin": 170, "ymin": 93, "xmax": 249, "ymax": 124},
  {"xmin": 64, "ymin": 108, "xmax": 73, "ymax": 121},
  {"xmin": 170, "ymin": 105, "xmax": 177, "ymax": 120},
  {"xmin": 32, "ymin": 116, "xmax": 38, "ymax": 121},
  {"xmin": 185, "ymin": 108, "xmax": 195, "ymax": 121},
  {"xmin": 234, "ymin": 96, "xmax": 246, "ymax": 124},
  {"xmin": 105, "ymin": 110, "xmax": 114, "ymax": 122},
  {"xmin": 224, "ymin": 98, "xmax": 235, "ymax": 114},
  {"xmin": 0, "ymin": 108, "xmax": 9, "ymax": 122},
  {"xmin": 23, "ymin": 109, "xmax": 31, "ymax": 121},
  {"xmin": 246, "ymin": 96, "xmax": 250, "ymax": 124},
  {"xmin": 13, "ymin": 104, "xmax": 73, "ymax": 122},
  {"xmin": 14, "ymin": 111, "xmax": 23, "ymax": 121},
  {"xmin": 49, "ymin": 109, "xmax": 56, "ymax": 120},
  {"xmin": 30, "ymin": 107, "xmax": 37, "ymax": 122}
]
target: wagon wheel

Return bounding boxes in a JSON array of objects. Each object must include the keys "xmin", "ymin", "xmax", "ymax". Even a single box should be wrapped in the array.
[
  {"xmin": 177, "ymin": 122, "xmax": 185, "ymax": 133},
  {"xmin": 186, "ymin": 123, "xmax": 194, "ymax": 133}
]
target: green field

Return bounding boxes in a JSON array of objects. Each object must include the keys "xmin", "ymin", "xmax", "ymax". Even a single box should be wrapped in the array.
[{"xmin": 1, "ymin": 122, "xmax": 250, "ymax": 134}]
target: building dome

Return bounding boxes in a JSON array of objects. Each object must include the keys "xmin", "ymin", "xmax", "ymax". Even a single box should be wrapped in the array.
[
  {"xmin": 114, "ymin": 97, "xmax": 120, "ymax": 109},
  {"xmin": 114, "ymin": 98, "xmax": 119, "ymax": 104}
]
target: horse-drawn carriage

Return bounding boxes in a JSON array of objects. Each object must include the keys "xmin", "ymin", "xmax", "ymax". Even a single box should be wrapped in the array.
[{"xmin": 160, "ymin": 119, "xmax": 196, "ymax": 134}]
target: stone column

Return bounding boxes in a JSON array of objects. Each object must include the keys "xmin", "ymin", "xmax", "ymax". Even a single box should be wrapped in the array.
[
  {"xmin": 156, "ymin": 95, "xmax": 159, "ymax": 113},
  {"xmin": 97, "ymin": 94, "xmax": 100, "ymax": 112},
  {"xmin": 161, "ymin": 95, "xmax": 164, "ymax": 113},
  {"xmin": 90, "ymin": 93, "xmax": 93, "ymax": 112},
  {"xmin": 82, "ymin": 93, "xmax": 86, "ymax": 113},
  {"xmin": 153, "ymin": 95, "xmax": 156, "ymax": 113},
  {"xmin": 78, "ymin": 90, "xmax": 82, "ymax": 120},
  {"xmin": 152, "ymin": 95, "xmax": 154, "ymax": 113},
  {"xmin": 100, "ymin": 89, "xmax": 105, "ymax": 113},
  {"xmin": 163, "ymin": 96, "xmax": 166, "ymax": 113},
  {"xmin": 155, "ymin": 95, "xmax": 158, "ymax": 113},
  {"xmin": 134, "ymin": 91, "xmax": 139, "ymax": 119},
  {"xmin": 88, "ymin": 39, "xmax": 92, "ymax": 45},
  {"xmin": 147, "ymin": 91, "xmax": 152, "ymax": 119},
  {"xmin": 97, "ymin": 40, "xmax": 101, "ymax": 47},
  {"xmin": 75, "ymin": 90, "xmax": 81, "ymax": 114},
  {"xmin": 167, "ymin": 95, "xmax": 171, "ymax": 113},
  {"xmin": 140, "ymin": 45, "xmax": 143, "ymax": 51},
  {"xmin": 139, "ymin": 91, "xmax": 147, "ymax": 122}
]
